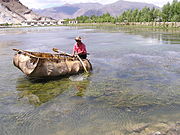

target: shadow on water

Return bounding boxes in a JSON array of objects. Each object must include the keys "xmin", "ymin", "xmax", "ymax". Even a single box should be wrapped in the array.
[{"xmin": 16, "ymin": 74, "xmax": 90, "ymax": 106}]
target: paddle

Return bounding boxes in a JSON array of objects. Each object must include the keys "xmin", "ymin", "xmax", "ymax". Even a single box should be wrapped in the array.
[
  {"xmin": 52, "ymin": 48, "xmax": 89, "ymax": 73},
  {"xmin": 75, "ymin": 54, "xmax": 89, "ymax": 73},
  {"xmin": 52, "ymin": 48, "xmax": 72, "ymax": 57}
]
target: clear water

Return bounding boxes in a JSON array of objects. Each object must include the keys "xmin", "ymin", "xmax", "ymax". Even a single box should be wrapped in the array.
[{"xmin": 0, "ymin": 26, "xmax": 179, "ymax": 135}]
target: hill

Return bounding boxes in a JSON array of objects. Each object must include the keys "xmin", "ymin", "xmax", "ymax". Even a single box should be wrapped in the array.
[
  {"xmin": 0, "ymin": 0, "xmax": 53, "ymax": 24},
  {"xmin": 34, "ymin": 0, "xmax": 158, "ymax": 19}
]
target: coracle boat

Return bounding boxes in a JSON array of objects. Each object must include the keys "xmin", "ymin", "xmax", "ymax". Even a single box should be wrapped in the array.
[{"xmin": 13, "ymin": 49, "xmax": 92, "ymax": 78}]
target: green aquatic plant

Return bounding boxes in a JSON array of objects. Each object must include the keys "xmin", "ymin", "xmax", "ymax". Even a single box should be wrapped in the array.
[{"xmin": 16, "ymin": 76, "xmax": 90, "ymax": 106}]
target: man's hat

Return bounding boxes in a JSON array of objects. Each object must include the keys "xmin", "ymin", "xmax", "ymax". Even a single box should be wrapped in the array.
[{"xmin": 75, "ymin": 36, "xmax": 81, "ymax": 41}]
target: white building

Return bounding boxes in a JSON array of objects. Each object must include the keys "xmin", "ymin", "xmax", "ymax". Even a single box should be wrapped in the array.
[
  {"xmin": 21, "ymin": 20, "xmax": 57, "ymax": 26},
  {"xmin": 68, "ymin": 20, "xmax": 78, "ymax": 24},
  {"xmin": 58, "ymin": 19, "xmax": 66, "ymax": 25}
]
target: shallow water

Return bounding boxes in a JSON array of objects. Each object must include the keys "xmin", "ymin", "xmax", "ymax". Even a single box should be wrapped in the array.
[{"xmin": 0, "ymin": 26, "xmax": 180, "ymax": 135}]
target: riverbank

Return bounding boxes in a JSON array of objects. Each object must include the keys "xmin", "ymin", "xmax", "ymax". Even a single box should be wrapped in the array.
[
  {"xmin": 64, "ymin": 22, "xmax": 180, "ymax": 30},
  {"xmin": 1, "ymin": 22, "xmax": 180, "ymax": 30},
  {"xmin": 117, "ymin": 22, "xmax": 180, "ymax": 28}
]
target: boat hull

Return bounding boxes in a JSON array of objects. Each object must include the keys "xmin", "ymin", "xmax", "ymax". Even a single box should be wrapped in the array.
[{"xmin": 13, "ymin": 51, "xmax": 92, "ymax": 77}]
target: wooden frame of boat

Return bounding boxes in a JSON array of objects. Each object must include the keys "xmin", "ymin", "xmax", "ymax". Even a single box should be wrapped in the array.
[{"xmin": 13, "ymin": 49, "xmax": 92, "ymax": 77}]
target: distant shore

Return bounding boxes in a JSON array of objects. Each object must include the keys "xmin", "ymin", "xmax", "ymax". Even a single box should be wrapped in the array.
[
  {"xmin": 1, "ymin": 22, "xmax": 180, "ymax": 30},
  {"xmin": 64, "ymin": 22, "xmax": 180, "ymax": 29}
]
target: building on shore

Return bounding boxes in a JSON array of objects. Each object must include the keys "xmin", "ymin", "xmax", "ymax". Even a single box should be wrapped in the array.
[
  {"xmin": 21, "ymin": 17, "xmax": 58, "ymax": 26},
  {"xmin": 22, "ymin": 18, "xmax": 78, "ymax": 26},
  {"xmin": 68, "ymin": 20, "xmax": 78, "ymax": 24},
  {"xmin": 57, "ymin": 19, "xmax": 78, "ymax": 25},
  {"xmin": 58, "ymin": 19, "xmax": 66, "ymax": 25}
]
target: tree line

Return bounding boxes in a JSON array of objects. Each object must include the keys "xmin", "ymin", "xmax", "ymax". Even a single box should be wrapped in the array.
[{"xmin": 73, "ymin": 0, "xmax": 180, "ymax": 23}]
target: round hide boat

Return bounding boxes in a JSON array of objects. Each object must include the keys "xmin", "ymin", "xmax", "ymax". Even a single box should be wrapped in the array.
[{"xmin": 13, "ymin": 49, "xmax": 92, "ymax": 78}]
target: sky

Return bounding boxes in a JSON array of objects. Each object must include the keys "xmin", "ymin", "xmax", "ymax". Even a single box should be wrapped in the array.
[{"xmin": 20, "ymin": 0, "xmax": 175, "ymax": 9}]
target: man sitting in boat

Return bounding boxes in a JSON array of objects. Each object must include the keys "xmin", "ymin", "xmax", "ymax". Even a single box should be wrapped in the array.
[{"xmin": 72, "ymin": 36, "xmax": 87, "ymax": 59}]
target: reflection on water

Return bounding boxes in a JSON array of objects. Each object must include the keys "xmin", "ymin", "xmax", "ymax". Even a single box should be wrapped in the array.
[
  {"xmin": 16, "ymin": 75, "xmax": 90, "ymax": 106},
  {"xmin": 91, "ymin": 26, "xmax": 180, "ymax": 45},
  {"xmin": 0, "ymin": 26, "xmax": 180, "ymax": 135}
]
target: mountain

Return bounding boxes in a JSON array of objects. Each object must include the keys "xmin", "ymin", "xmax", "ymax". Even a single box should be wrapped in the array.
[
  {"xmin": 101, "ymin": 0, "xmax": 158, "ymax": 16},
  {"xmin": 34, "ymin": 0, "xmax": 159, "ymax": 19},
  {"xmin": 0, "ymin": 0, "xmax": 51, "ymax": 24},
  {"xmin": 34, "ymin": 3, "xmax": 103, "ymax": 20},
  {"xmin": 0, "ymin": 0, "xmax": 158, "ymax": 24}
]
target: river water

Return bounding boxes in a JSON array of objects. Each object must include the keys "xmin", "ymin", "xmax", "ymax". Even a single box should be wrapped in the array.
[{"xmin": 0, "ymin": 26, "xmax": 179, "ymax": 135}]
